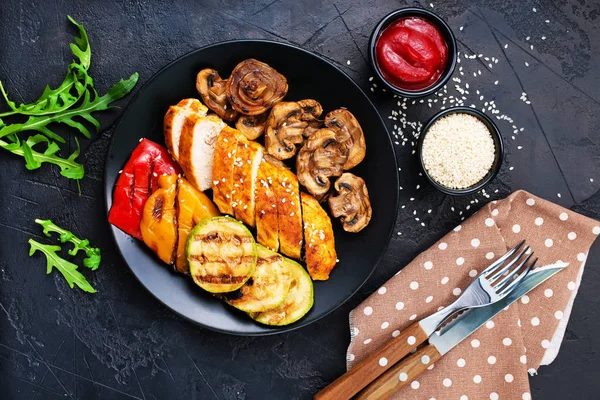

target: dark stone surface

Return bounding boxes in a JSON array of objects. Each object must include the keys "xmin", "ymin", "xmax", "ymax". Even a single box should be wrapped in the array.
[{"xmin": 0, "ymin": 0, "xmax": 598, "ymax": 399}]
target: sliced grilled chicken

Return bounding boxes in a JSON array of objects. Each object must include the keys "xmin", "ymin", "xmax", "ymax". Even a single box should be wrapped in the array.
[
  {"xmin": 254, "ymin": 158, "xmax": 280, "ymax": 252},
  {"xmin": 273, "ymin": 167, "xmax": 303, "ymax": 260},
  {"xmin": 212, "ymin": 126, "xmax": 244, "ymax": 215},
  {"xmin": 164, "ymin": 98, "xmax": 208, "ymax": 161},
  {"xmin": 179, "ymin": 114, "xmax": 226, "ymax": 191},
  {"xmin": 301, "ymin": 192, "xmax": 337, "ymax": 281},
  {"xmin": 232, "ymin": 140, "xmax": 264, "ymax": 227}
]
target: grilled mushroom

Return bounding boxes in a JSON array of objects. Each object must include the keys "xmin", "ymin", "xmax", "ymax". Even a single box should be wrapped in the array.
[
  {"xmin": 235, "ymin": 112, "xmax": 269, "ymax": 140},
  {"xmin": 226, "ymin": 59, "xmax": 288, "ymax": 116},
  {"xmin": 196, "ymin": 69, "xmax": 239, "ymax": 121},
  {"xmin": 324, "ymin": 109, "xmax": 366, "ymax": 170},
  {"xmin": 328, "ymin": 173, "xmax": 372, "ymax": 232},
  {"xmin": 297, "ymin": 99, "xmax": 323, "ymax": 138},
  {"xmin": 296, "ymin": 128, "xmax": 348, "ymax": 199},
  {"xmin": 264, "ymin": 102, "xmax": 308, "ymax": 160}
]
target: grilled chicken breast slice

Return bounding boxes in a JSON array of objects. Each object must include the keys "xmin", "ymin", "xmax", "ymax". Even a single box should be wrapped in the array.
[
  {"xmin": 179, "ymin": 114, "xmax": 225, "ymax": 192},
  {"xmin": 164, "ymin": 98, "xmax": 208, "ymax": 161},
  {"xmin": 232, "ymin": 140, "xmax": 264, "ymax": 227},
  {"xmin": 254, "ymin": 158, "xmax": 280, "ymax": 252},
  {"xmin": 274, "ymin": 167, "xmax": 303, "ymax": 260},
  {"xmin": 212, "ymin": 126, "xmax": 244, "ymax": 215},
  {"xmin": 301, "ymin": 192, "xmax": 337, "ymax": 280}
]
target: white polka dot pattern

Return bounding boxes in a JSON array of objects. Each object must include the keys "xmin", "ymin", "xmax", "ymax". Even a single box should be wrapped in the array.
[{"xmin": 345, "ymin": 191, "xmax": 600, "ymax": 400}]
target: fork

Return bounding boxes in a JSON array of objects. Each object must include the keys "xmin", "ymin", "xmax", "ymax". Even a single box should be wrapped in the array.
[{"xmin": 314, "ymin": 241, "xmax": 536, "ymax": 400}]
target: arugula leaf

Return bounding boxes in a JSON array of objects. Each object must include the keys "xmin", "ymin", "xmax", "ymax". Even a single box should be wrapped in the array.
[
  {"xmin": 28, "ymin": 239, "xmax": 97, "ymax": 293},
  {"xmin": 35, "ymin": 219, "xmax": 101, "ymax": 270},
  {"xmin": 0, "ymin": 16, "xmax": 92, "ymax": 118},
  {"xmin": 0, "ymin": 134, "xmax": 84, "ymax": 179},
  {"xmin": 0, "ymin": 73, "xmax": 139, "ymax": 142}
]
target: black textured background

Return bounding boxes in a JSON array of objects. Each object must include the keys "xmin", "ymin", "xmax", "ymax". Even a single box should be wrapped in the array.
[{"xmin": 1, "ymin": 0, "xmax": 599, "ymax": 399}]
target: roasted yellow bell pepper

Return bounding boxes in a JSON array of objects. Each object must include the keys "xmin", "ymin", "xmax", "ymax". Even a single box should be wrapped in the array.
[
  {"xmin": 175, "ymin": 178, "xmax": 219, "ymax": 273},
  {"xmin": 140, "ymin": 174, "xmax": 178, "ymax": 264}
]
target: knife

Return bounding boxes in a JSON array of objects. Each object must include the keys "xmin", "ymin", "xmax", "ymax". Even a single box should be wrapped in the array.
[{"xmin": 355, "ymin": 263, "xmax": 566, "ymax": 400}]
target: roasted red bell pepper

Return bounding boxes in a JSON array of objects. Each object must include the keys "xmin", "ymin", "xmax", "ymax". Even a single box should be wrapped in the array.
[{"xmin": 108, "ymin": 138, "xmax": 181, "ymax": 240}]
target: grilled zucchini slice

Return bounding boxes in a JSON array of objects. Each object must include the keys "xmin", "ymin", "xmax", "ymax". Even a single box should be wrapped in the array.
[
  {"xmin": 224, "ymin": 245, "xmax": 292, "ymax": 313},
  {"xmin": 187, "ymin": 216, "xmax": 257, "ymax": 293},
  {"xmin": 249, "ymin": 258, "xmax": 313, "ymax": 325}
]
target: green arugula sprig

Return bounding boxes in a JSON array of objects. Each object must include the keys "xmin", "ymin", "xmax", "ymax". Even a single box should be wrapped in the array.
[
  {"xmin": 35, "ymin": 219, "xmax": 101, "ymax": 270},
  {"xmin": 0, "ymin": 16, "xmax": 92, "ymax": 118},
  {"xmin": 0, "ymin": 134, "xmax": 84, "ymax": 179},
  {"xmin": 0, "ymin": 15, "xmax": 138, "ymax": 180},
  {"xmin": 28, "ymin": 219, "xmax": 100, "ymax": 293},
  {"xmin": 28, "ymin": 240, "xmax": 97, "ymax": 293}
]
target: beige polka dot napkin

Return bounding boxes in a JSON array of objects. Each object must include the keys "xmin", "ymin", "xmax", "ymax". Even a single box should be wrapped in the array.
[{"xmin": 348, "ymin": 190, "xmax": 599, "ymax": 400}]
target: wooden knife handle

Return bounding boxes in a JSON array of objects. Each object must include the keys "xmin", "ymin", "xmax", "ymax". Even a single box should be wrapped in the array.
[
  {"xmin": 355, "ymin": 343, "xmax": 443, "ymax": 400},
  {"xmin": 314, "ymin": 322, "xmax": 428, "ymax": 400}
]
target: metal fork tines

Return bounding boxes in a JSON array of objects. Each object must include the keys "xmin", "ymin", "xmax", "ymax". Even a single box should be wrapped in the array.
[{"xmin": 420, "ymin": 240, "xmax": 538, "ymax": 335}]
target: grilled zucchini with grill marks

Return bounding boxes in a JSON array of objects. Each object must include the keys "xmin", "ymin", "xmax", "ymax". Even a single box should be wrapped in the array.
[
  {"xmin": 224, "ymin": 245, "xmax": 292, "ymax": 313},
  {"xmin": 249, "ymin": 258, "xmax": 313, "ymax": 326},
  {"xmin": 187, "ymin": 216, "xmax": 257, "ymax": 293}
]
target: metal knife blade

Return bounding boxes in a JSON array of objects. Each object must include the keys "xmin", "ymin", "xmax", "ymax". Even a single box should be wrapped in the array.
[{"xmin": 429, "ymin": 263, "xmax": 567, "ymax": 355}]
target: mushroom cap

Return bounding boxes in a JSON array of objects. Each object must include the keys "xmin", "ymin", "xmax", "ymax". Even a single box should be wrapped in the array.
[
  {"xmin": 226, "ymin": 59, "xmax": 288, "ymax": 116},
  {"xmin": 264, "ymin": 102, "xmax": 307, "ymax": 160},
  {"xmin": 324, "ymin": 109, "xmax": 366, "ymax": 170},
  {"xmin": 235, "ymin": 112, "xmax": 269, "ymax": 140},
  {"xmin": 297, "ymin": 99, "xmax": 323, "ymax": 138},
  {"xmin": 296, "ymin": 128, "xmax": 348, "ymax": 199},
  {"xmin": 195, "ymin": 69, "xmax": 239, "ymax": 121},
  {"xmin": 328, "ymin": 173, "xmax": 372, "ymax": 233}
]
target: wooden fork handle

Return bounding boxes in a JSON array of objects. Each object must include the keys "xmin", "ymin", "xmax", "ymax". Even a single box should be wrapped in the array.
[
  {"xmin": 356, "ymin": 343, "xmax": 443, "ymax": 400},
  {"xmin": 314, "ymin": 322, "xmax": 428, "ymax": 400}
]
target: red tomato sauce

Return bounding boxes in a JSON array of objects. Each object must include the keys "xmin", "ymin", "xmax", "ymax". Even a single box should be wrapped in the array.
[{"xmin": 375, "ymin": 16, "xmax": 448, "ymax": 91}]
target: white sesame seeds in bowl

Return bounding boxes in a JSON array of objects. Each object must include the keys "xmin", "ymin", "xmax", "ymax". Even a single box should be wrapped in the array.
[{"xmin": 418, "ymin": 106, "xmax": 503, "ymax": 195}]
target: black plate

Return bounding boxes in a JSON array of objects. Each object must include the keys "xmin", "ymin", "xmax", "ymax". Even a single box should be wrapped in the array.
[{"xmin": 104, "ymin": 40, "xmax": 399, "ymax": 335}]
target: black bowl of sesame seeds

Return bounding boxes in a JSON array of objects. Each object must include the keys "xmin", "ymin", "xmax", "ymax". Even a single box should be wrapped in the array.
[{"xmin": 418, "ymin": 106, "xmax": 504, "ymax": 195}]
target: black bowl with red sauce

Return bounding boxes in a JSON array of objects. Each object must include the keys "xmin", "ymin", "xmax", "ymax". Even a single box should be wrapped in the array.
[{"xmin": 369, "ymin": 8, "xmax": 457, "ymax": 98}]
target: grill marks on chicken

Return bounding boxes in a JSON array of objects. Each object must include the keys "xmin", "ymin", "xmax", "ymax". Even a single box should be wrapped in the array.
[{"xmin": 212, "ymin": 125, "xmax": 337, "ymax": 280}]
